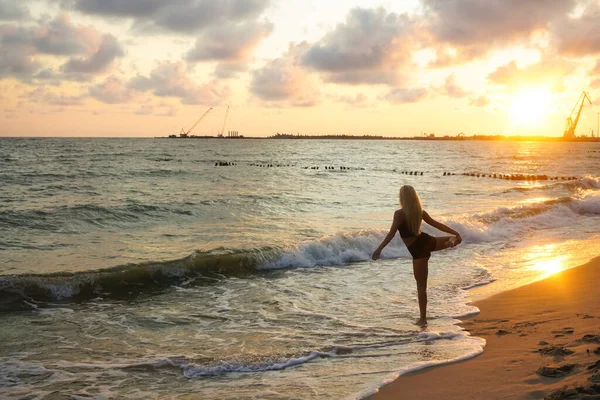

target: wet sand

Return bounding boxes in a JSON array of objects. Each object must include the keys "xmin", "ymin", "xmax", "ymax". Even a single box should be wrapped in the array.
[{"xmin": 369, "ymin": 256, "xmax": 600, "ymax": 400}]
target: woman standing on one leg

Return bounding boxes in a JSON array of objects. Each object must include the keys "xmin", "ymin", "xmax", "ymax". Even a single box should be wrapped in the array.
[{"xmin": 372, "ymin": 185, "xmax": 462, "ymax": 325}]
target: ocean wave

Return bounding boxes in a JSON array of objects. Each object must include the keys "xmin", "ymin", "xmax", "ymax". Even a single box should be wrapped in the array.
[
  {"xmin": 448, "ymin": 191, "xmax": 600, "ymax": 243},
  {"xmin": 0, "ymin": 248, "xmax": 270, "ymax": 310},
  {"xmin": 261, "ymin": 230, "xmax": 405, "ymax": 270},
  {"xmin": 0, "ymin": 166, "xmax": 190, "ymax": 186},
  {"xmin": 507, "ymin": 176, "xmax": 600, "ymax": 193},
  {"xmin": 1, "ymin": 191, "xmax": 598, "ymax": 309},
  {"xmin": 0, "ymin": 202, "xmax": 197, "ymax": 232},
  {"xmin": 0, "ymin": 231, "xmax": 404, "ymax": 309}
]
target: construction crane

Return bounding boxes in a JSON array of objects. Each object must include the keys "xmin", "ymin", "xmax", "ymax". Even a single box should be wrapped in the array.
[
  {"xmin": 179, "ymin": 107, "xmax": 213, "ymax": 138},
  {"xmin": 218, "ymin": 105, "xmax": 230, "ymax": 137},
  {"xmin": 564, "ymin": 91, "xmax": 592, "ymax": 138}
]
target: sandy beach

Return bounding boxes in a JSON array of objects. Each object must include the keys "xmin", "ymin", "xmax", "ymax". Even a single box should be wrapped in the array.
[{"xmin": 370, "ymin": 256, "xmax": 600, "ymax": 400}]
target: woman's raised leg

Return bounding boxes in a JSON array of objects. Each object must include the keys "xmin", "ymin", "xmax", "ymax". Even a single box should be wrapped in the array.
[
  {"xmin": 434, "ymin": 236, "xmax": 456, "ymax": 251},
  {"xmin": 412, "ymin": 257, "xmax": 429, "ymax": 324}
]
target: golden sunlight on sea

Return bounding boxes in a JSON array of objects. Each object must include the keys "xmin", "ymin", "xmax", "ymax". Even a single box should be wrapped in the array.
[{"xmin": 525, "ymin": 243, "xmax": 569, "ymax": 278}]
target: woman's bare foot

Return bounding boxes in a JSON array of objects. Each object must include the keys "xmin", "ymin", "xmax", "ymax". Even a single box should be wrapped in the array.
[{"xmin": 415, "ymin": 318, "xmax": 427, "ymax": 326}]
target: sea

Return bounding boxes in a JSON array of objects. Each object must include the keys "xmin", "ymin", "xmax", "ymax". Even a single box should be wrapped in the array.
[{"xmin": 1, "ymin": 137, "xmax": 599, "ymax": 399}]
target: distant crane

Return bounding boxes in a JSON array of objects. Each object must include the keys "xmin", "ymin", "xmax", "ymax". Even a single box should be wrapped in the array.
[
  {"xmin": 218, "ymin": 105, "xmax": 230, "ymax": 138},
  {"xmin": 179, "ymin": 107, "xmax": 213, "ymax": 138},
  {"xmin": 563, "ymin": 91, "xmax": 592, "ymax": 138}
]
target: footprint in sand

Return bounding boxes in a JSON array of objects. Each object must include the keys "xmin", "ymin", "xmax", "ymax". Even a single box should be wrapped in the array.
[
  {"xmin": 546, "ymin": 384, "xmax": 600, "ymax": 398},
  {"xmin": 582, "ymin": 334, "xmax": 600, "ymax": 343},
  {"xmin": 587, "ymin": 360, "xmax": 600, "ymax": 371},
  {"xmin": 537, "ymin": 345, "xmax": 575, "ymax": 357},
  {"xmin": 536, "ymin": 364, "xmax": 577, "ymax": 378},
  {"xmin": 552, "ymin": 327, "xmax": 575, "ymax": 337}
]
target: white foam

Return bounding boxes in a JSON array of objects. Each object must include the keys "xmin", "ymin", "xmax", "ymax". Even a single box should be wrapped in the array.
[
  {"xmin": 452, "ymin": 306, "xmax": 481, "ymax": 319},
  {"xmin": 415, "ymin": 331, "xmax": 463, "ymax": 341},
  {"xmin": 160, "ymin": 352, "xmax": 323, "ymax": 377},
  {"xmin": 39, "ymin": 283, "xmax": 79, "ymax": 300},
  {"xmin": 350, "ymin": 336, "xmax": 486, "ymax": 400},
  {"xmin": 462, "ymin": 278, "xmax": 497, "ymax": 290},
  {"xmin": 512, "ymin": 176, "xmax": 600, "ymax": 192},
  {"xmin": 577, "ymin": 176, "xmax": 600, "ymax": 189},
  {"xmin": 260, "ymin": 230, "xmax": 408, "ymax": 270},
  {"xmin": 447, "ymin": 192, "xmax": 600, "ymax": 244},
  {"xmin": 38, "ymin": 307, "xmax": 74, "ymax": 315}
]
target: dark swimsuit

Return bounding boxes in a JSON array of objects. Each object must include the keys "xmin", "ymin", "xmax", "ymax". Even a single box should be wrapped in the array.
[{"xmin": 398, "ymin": 210, "xmax": 436, "ymax": 260}]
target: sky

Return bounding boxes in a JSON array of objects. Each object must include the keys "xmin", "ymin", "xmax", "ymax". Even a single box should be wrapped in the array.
[{"xmin": 1, "ymin": 0, "xmax": 600, "ymax": 137}]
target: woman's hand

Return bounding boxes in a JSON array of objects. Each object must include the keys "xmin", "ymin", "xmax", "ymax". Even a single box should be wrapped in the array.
[
  {"xmin": 372, "ymin": 249, "xmax": 382, "ymax": 260},
  {"xmin": 455, "ymin": 234, "xmax": 462, "ymax": 245},
  {"xmin": 450, "ymin": 234, "xmax": 462, "ymax": 247}
]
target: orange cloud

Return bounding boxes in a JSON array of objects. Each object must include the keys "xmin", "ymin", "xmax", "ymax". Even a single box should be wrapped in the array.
[
  {"xmin": 0, "ymin": 13, "xmax": 123, "ymax": 81},
  {"xmin": 302, "ymin": 7, "xmax": 416, "ymax": 85},
  {"xmin": 422, "ymin": 0, "xmax": 576, "ymax": 63},
  {"xmin": 129, "ymin": 61, "xmax": 230, "ymax": 105},
  {"xmin": 487, "ymin": 57, "xmax": 573, "ymax": 92},
  {"xmin": 250, "ymin": 43, "xmax": 320, "ymax": 107}
]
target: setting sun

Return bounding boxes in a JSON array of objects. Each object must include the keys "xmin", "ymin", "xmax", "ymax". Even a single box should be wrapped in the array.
[{"xmin": 509, "ymin": 87, "xmax": 553, "ymax": 128}]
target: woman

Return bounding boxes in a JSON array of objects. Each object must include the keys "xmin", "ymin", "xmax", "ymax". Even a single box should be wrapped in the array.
[{"xmin": 372, "ymin": 185, "xmax": 462, "ymax": 325}]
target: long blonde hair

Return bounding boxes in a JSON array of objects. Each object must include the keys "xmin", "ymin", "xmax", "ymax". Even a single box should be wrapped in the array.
[{"xmin": 399, "ymin": 185, "xmax": 423, "ymax": 235}]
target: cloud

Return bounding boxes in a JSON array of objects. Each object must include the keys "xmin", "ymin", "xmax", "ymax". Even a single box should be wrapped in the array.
[
  {"xmin": 469, "ymin": 95, "xmax": 490, "ymax": 107},
  {"xmin": 33, "ymin": 13, "xmax": 101, "ymax": 55},
  {"xmin": 322, "ymin": 70, "xmax": 401, "ymax": 86},
  {"xmin": 134, "ymin": 104, "xmax": 153, "ymax": 115},
  {"xmin": 250, "ymin": 42, "xmax": 320, "ymax": 107},
  {"xmin": 0, "ymin": 0, "xmax": 30, "ymax": 21},
  {"xmin": 422, "ymin": 0, "xmax": 576, "ymax": 62},
  {"xmin": 129, "ymin": 60, "xmax": 230, "ymax": 105},
  {"xmin": 63, "ymin": 34, "xmax": 124, "ymax": 74},
  {"xmin": 0, "ymin": 27, "xmax": 41, "ymax": 78},
  {"xmin": 89, "ymin": 76, "xmax": 135, "ymax": 103},
  {"xmin": 71, "ymin": 0, "xmax": 271, "ymax": 34},
  {"xmin": 382, "ymin": 87, "xmax": 428, "ymax": 104},
  {"xmin": 23, "ymin": 86, "xmax": 87, "ymax": 106},
  {"xmin": 592, "ymin": 60, "xmax": 600, "ymax": 76},
  {"xmin": 302, "ymin": 7, "xmax": 415, "ymax": 85},
  {"xmin": 134, "ymin": 102, "xmax": 177, "ymax": 116},
  {"xmin": 550, "ymin": 3, "xmax": 600, "ymax": 56},
  {"xmin": 186, "ymin": 20, "xmax": 272, "ymax": 62},
  {"xmin": 213, "ymin": 62, "xmax": 248, "ymax": 79},
  {"xmin": 330, "ymin": 92, "xmax": 370, "ymax": 108},
  {"xmin": 0, "ymin": 14, "xmax": 124, "ymax": 81},
  {"xmin": 487, "ymin": 57, "xmax": 572, "ymax": 91},
  {"xmin": 186, "ymin": 19, "xmax": 273, "ymax": 78},
  {"xmin": 68, "ymin": 0, "xmax": 164, "ymax": 17},
  {"xmin": 439, "ymin": 73, "xmax": 467, "ymax": 98}
]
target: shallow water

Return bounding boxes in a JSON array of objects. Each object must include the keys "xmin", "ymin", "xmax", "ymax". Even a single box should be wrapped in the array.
[{"xmin": 1, "ymin": 138, "xmax": 599, "ymax": 399}]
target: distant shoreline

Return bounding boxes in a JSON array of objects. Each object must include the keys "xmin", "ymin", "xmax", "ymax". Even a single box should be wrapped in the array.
[
  {"xmin": 2, "ymin": 135, "xmax": 599, "ymax": 142},
  {"xmin": 158, "ymin": 134, "xmax": 600, "ymax": 142}
]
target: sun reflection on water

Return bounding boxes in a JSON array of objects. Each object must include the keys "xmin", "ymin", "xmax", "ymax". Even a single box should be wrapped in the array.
[
  {"xmin": 520, "ymin": 197, "xmax": 552, "ymax": 204},
  {"xmin": 525, "ymin": 243, "xmax": 569, "ymax": 278}
]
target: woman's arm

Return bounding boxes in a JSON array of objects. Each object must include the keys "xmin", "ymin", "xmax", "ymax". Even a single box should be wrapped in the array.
[
  {"xmin": 372, "ymin": 211, "xmax": 401, "ymax": 260},
  {"xmin": 422, "ymin": 211, "xmax": 461, "ymax": 241}
]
